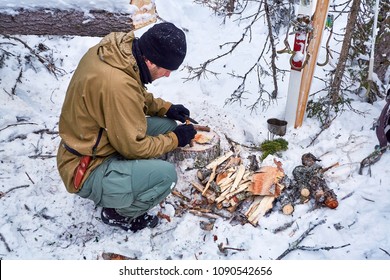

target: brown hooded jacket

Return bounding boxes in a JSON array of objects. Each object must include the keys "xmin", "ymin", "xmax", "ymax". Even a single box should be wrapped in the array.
[{"xmin": 57, "ymin": 32, "xmax": 179, "ymax": 193}]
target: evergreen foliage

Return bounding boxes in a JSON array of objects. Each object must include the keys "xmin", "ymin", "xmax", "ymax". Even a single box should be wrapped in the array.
[{"xmin": 259, "ymin": 138, "xmax": 288, "ymax": 160}]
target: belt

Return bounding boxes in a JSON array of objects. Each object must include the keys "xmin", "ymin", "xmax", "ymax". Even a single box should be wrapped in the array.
[{"xmin": 63, "ymin": 143, "xmax": 83, "ymax": 157}]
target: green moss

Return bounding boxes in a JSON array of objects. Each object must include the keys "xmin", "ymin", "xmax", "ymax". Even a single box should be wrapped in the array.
[{"xmin": 259, "ymin": 138, "xmax": 288, "ymax": 161}]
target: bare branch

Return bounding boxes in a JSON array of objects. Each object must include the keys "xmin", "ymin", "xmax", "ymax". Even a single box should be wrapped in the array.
[
  {"xmin": 184, "ymin": 1, "xmax": 263, "ymax": 82},
  {"xmin": 276, "ymin": 219, "xmax": 327, "ymax": 260},
  {"xmin": 3, "ymin": 35, "xmax": 66, "ymax": 79},
  {"xmin": 306, "ymin": 115, "xmax": 337, "ymax": 147},
  {"xmin": 25, "ymin": 172, "xmax": 35, "ymax": 185},
  {"xmin": 0, "ymin": 233, "xmax": 12, "ymax": 252},
  {"xmin": 0, "ymin": 185, "xmax": 30, "ymax": 199},
  {"xmin": 28, "ymin": 154, "xmax": 56, "ymax": 159},
  {"xmin": 10, "ymin": 68, "xmax": 23, "ymax": 96},
  {"xmin": 297, "ymin": 243, "xmax": 351, "ymax": 252},
  {"xmin": 379, "ymin": 247, "xmax": 390, "ymax": 257},
  {"xmin": 218, "ymin": 242, "xmax": 246, "ymax": 255},
  {"xmin": 0, "ymin": 122, "xmax": 38, "ymax": 132}
]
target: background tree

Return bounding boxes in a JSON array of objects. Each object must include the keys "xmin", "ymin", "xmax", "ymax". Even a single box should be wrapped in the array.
[
  {"xmin": 187, "ymin": 0, "xmax": 294, "ymax": 112},
  {"xmin": 307, "ymin": 0, "xmax": 388, "ymax": 128}
]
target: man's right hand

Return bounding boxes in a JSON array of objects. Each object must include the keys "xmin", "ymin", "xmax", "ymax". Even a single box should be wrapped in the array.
[
  {"xmin": 173, "ymin": 124, "xmax": 197, "ymax": 147},
  {"xmin": 166, "ymin": 104, "xmax": 190, "ymax": 123}
]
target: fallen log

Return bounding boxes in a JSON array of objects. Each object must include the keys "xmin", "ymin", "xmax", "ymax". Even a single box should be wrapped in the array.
[
  {"xmin": 1, "ymin": 1, "xmax": 157, "ymax": 37},
  {"xmin": 0, "ymin": 8, "xmax": 134, "ymax": 37}
]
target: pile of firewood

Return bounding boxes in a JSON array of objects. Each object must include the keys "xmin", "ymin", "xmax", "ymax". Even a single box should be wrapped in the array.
[{"xmin": 188, "ymin": 151, "xmax": 339, "ymax": 227}]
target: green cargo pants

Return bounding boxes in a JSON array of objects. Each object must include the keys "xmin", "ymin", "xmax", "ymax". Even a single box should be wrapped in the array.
[{"xmin": 77, "ymin": 117, "xmax": 178, "ymax": 218}]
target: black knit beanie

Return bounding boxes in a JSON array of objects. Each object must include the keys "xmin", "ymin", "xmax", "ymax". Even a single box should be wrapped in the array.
[{"xmin": 138, "ymin": 22, "xmax": 187, "ymax": 71}]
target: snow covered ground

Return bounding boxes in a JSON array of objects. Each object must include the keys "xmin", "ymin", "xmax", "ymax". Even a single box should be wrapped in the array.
[{"xmin": 0, "ymin": 0, "xmax": 389, "ymax": 270}]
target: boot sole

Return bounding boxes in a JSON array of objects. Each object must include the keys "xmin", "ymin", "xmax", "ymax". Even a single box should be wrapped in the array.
[{"xmin": 101, "ymin": 211, "xmax": 159, "ymax": 232}]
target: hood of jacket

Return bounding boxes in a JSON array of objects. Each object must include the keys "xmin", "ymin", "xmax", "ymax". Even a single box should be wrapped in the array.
[{"xmin": 97, "ymin": 32, "xmax": 141, "ymax": 82}]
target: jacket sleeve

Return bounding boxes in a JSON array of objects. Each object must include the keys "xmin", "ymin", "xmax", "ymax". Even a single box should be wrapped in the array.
[
  {"xmin": 142, "ymin": 88, "xmax": 172, "ymax": 117},
  {"xmin": 94, "ymin": 70, "xmax": 178, "ymax": 159}
]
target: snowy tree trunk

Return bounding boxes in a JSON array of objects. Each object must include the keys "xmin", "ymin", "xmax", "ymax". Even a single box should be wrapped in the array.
[
  {"xmin": 264, "ymin": 0, "xmax": 279, "ymax": 98},
  {"xmin": 0, "ymin": 9, "xmax": 134, "ymax": 37},
  {"xmin": 375, "ymin": 7, "xmax": 389, "ymax": 84},
  {"xmin": 329, "ymin": 0, "xmax": 361, "ymax": 104}
]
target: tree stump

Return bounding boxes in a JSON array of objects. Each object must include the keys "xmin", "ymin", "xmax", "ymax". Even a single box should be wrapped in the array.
[{"xmin": 167, "ymin": 130, "xmax": 221, "ymax": 168}]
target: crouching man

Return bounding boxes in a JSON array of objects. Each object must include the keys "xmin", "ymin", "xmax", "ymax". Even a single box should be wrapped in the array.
[{"xmin": 57, "ymin": 22, "xmax": 197, "ymax": 232}]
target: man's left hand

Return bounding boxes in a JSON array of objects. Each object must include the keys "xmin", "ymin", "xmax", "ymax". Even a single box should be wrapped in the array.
[{"xmin": 166, "ymin": 104, "xmax": 190, "ymax": 123}]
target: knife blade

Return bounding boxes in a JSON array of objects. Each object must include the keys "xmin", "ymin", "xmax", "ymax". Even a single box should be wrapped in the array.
[{"xmin": 184, "ymin": 115, "xmax": 199, "ymax": 124}]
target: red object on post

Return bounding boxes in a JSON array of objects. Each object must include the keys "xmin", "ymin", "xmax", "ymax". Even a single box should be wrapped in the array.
[
  {"xmin": 291, "ymin": 15, "xmax": 311, "ymax": 70},
  {"xmin": 291, "ymin": 34, "xmax": 306, "ymax": 69}
]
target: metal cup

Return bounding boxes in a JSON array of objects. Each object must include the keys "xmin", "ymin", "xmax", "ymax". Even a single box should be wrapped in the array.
[{"xmin": 267, "ymin": 118, "xmax": 288, "ymax": 140}]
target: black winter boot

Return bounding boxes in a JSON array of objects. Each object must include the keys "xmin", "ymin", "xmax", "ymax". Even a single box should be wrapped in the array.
[{"xmin": 101, "ymin": 208, "xmax": 159, "ymax": 232}]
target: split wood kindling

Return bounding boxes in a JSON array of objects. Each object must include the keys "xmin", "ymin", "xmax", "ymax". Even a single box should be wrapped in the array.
[
  {"xmin": 183, "ymin": 150, "xmax": 340, "ymax": 227},
  {"xmin": 189, "ymin": 151, "xmax": 286, "ymax": 226}
]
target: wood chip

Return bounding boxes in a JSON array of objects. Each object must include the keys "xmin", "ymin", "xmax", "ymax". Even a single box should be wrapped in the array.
[
  {"xmin": 247, "ymin": 196, "xmax": 275, "ymax": 226},
  {"xmin": 216, "ymin": 179, "xmax": 250, "ymax": 204},
  {"xmin": 191, "ymin": 181, "xmax": 216, "ymax": 203},
  {"xmin": 226, "ymin": 181, "xmax": 251, "ymax": 200},
  {"xmin": 248, "ymin": 166, "xmax": 284, "ymax": 196},
  {"xmin": 245, "ymin": 183, "xmax": 285, "ymax": 225},
  {"xmin": 101, "ymin": 252, "xmax": 135, "ymax": 260},
  {"xmin": 218, "ymin": 169, "xmax": 237, "ymax": 189},
  {"xmin": 205, "ymin": 151, "xmax": 234, "ymax": 170},
  {"xmin": 227, "ymin": 164, "xmax": 246, "ymax": 193},
  {"xmin": 193, "ymin": 133, "xmax": 214, "ymax": 144},
  {"xmin": 215, "ymin": 171, "xmax": 229, "ymax": 185},
  {"xmin": 203, "ymin": 165, "xmax": 217, "ymax": 195}
]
